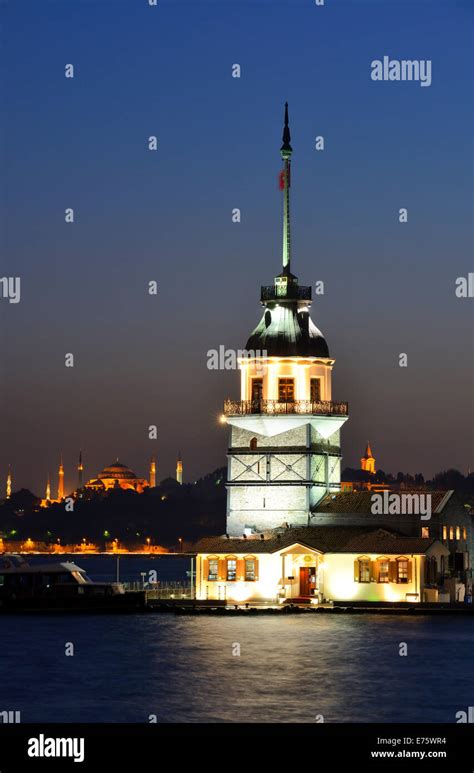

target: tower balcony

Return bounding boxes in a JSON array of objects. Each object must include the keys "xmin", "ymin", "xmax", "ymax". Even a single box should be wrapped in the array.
[
  {"xmin": 223, "ymin": 399, "xmax": 348, "ymax": 417},
  {"xmin": 260, "ymin": 285, "xmax": 312, "ymax": 302}
]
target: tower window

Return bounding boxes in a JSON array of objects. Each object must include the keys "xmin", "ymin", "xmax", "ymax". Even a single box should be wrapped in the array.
[
  {"xmin": 278, "ymin": 378, "xmax": 294, "ymax": 402},
  {"xmin": 250, "ymin": 437, "xmax": 257, "ymax": 451},
  {"xmin": 310, "ymin": 378, "xmax": 321, "ymax": 402},
  {"xmin": 251, "ymin": 378, "xmax": 263, "ymax": 401}
]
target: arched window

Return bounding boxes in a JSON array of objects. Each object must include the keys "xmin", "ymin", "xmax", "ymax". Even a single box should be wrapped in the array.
[
  {"xmin": 396, "ymin": 556, "xmax": 410, "ymax": 584},
  {"xmin": 225, "ymin": 555, "xmax": 238, "ymax": 581},
  {"xmin": 250, "ymin": 437, "xmax": 257, "ymax": 451},
  {"xmin": 204, "ymin": 556, "xmax": 219, "ymax": 582},
  {"xmin": 375, "ymin": 556, "xmax": 390, "ymax": 583},
  {"xmin": 243, "ymin": 555, "xmax": 258, "ymax": 581},
  {"xmin": 354, "ymin": 556, "xmax": 371, "ymax": 583}
]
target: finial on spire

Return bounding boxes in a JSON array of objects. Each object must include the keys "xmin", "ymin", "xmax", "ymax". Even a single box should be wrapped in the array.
[{"xmin": 281, "ymin": 101, "xmax": 292, "ymax": 155}]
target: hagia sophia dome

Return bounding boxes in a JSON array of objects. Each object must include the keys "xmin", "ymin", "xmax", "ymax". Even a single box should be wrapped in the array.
[{"xmin": 86, "ymin": 459, "xmax": 149, "ymax": 493}]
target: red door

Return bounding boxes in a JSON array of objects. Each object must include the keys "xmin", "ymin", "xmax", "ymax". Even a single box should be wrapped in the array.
[{"xmin": 299, "ymin": 567, "xmax": 315, "ymax": 596}]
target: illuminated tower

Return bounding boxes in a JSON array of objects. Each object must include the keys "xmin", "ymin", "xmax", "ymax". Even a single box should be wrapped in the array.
[
  {"xmin": 223, "ymin": 104, "xmax": 348, "ymax": 536},
  {"xmin": 176, "ymin": 453, "xmax": 183, "ymax": 485},
  {"xmin": 57, "ymin": 456, "xmax": 65, "ymax": 500},
  {"xmin": 45, "ymin": 474, "xmax": 51, "ymax": 502},
  {"xmin": 78, "ymin": 450, "xmax": 84, "ymax": 488},
  {"xmin": 149, "ymin": 457, "xmax": 156, "ymax": 488},
  {"xmin": 6, "ymin": 466, "xmax": 12, "ymax": 499},
  {"xmin": 360, "ymin": 442, "xmax": 376, "ymax": 474}
]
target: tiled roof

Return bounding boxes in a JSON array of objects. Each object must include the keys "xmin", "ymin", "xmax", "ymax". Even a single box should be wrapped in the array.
[
  {"xmin": 313, "ymin": 490, "xmax": 451, "ymax": 514},
  {"xmin": 193, "ymin": 526, "xmax": 440, "ymax": 556}
]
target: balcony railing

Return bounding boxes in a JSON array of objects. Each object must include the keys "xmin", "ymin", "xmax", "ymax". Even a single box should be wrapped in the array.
[
  {"xmin": 260, "ymin": 285, "xmax": 312, "ymax": 302},
  {"xmin": 224, "ymin": 399, "xmax": 349, "ymax": 417}
]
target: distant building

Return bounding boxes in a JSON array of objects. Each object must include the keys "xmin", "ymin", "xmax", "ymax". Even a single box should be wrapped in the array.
[
  {"xmin": 85, "ymin": 460, "xmax": 149, "ymax": 494},
  {"xmin": 176, "ymin": 454, "xmax": 183, "ymax": 485},
  {"xmin": 149, "ymin": 457, "xmax": 157, "ymax": 488},
  {"xmin": 360, "ymin": 442, "xmax": 376, "ymax": 474},
  {"xmin": 40, "ymin": 457, "xmax": 66, "ymax": 507}
]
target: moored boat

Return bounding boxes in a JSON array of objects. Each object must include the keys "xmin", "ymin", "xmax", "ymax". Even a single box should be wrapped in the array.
[{"xmin": 0, "ymin": 555, "xmax": 146, "ymax": 612}]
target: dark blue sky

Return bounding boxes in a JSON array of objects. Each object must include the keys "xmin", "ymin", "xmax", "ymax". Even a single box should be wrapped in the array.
[{"xmin": 1, "ymin": 0, "xmax": 473, "ymax": 496}]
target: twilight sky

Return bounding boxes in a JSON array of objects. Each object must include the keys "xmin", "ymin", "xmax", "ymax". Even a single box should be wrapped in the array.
[{"xmin": 1, "ymin": 0, "xmax": 473, "ymax": 497}]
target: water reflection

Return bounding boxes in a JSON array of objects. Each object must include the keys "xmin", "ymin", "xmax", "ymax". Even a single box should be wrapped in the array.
[{"xmin": 1, "ymin": 615, "xmax": 472, "ymax": 723}]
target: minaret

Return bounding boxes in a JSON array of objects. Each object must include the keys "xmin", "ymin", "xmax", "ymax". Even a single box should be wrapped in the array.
[
  {"xmin": 176, "ymin": 453, "xmax": 183, "ymax": 485},
  {"xmin": 57, "ymin": 456, "xmax": 65, "ymax": 500},
  {"xmin": 149, "ymin": 457, "xmax": 156, "ymax": 488},
  {"xmin": 361, "ymin": 442, "xmax": 376, "ymax": 474},
  {"xmin": 6, "ymin": 466, "xmax": 12, "ymax": 499},
  {"xmin": 45, "ymin": 474, "xmax": 51, "ymax": 502},
  {"xmin": 78, "ymin": 450, "xmax": 84, "ymax": 488},
  {"xmin": 223, "ymin": 104, "xmax": 348, "ymax": 536}
]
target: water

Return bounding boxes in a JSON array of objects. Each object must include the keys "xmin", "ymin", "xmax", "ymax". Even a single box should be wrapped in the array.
[{"xmin": 1, "ymin": 614, "xmax": 472, "ymax": 723}]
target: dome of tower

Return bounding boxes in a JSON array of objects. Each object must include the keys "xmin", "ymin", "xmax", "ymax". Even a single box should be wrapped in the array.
[{"xmin": 246, "ymin": 303, "xmax": 330, "ymax": 358}]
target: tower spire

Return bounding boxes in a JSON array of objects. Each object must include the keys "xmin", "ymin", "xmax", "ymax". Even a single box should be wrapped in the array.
[
  {"xmin": 58, "ymin": 455, "xmax": 64, "ymax": 500},
  {"xmin": 280, "ymin": 101, "xmax": 293, "ymax": 272},
  {"xmin": 6, "ymin": 465, "xmax": 12, "ymax": 499},
  {"xmin": 176, "ymin": 452, "xmax": 183, "ymax": 485},
  {"xmin": 78, "ymin": 450, "xmax": 83, "ymax": 489},
  {"xmin": 149, "ymin": 456, "xmax": 156, "ymax": 488}
]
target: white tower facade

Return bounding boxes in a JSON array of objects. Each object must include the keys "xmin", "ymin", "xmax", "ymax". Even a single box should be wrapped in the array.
[{"xmin": 223, "ymin": 105, "xmax": 348, "ymax": 536}]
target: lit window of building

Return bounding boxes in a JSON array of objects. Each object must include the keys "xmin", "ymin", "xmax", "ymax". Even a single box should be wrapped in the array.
[
  {"xmin": 463, "ymin": 528, "xmax": 467, "ymax": 541},
  {"xmin": 421, "ymin": 527, "xmax": 429, "ymax": 539},
  {"xmin": 442, "ymin": 525, "xmax": 447, "ymax": 541},
  {"xmin": 310, "ymin": 378, "xmax": 321, "ymax": 402},
  {"xmin": 378, "ymin": 560, "xmax": 389, "ymax": 583},
  {"xmin": 244, "ymin": 558, "xmax": 256, "ymax": 581},
  {"xmin": 207, "ymin": 558, "xmax": 218, "ymax": 581},
  {"xmin": 456, "ymin": 526, "xmax": 461, "ymax": 540},
  {"xmin": 226, "ymin": 558, "xmax": 237, "ymax": 581},
  {"xmin": 251, "ymin": 378, "xmax": 263, "ymax": 402},
  {"xmin": 449, "ymin": 526, "xmax": 454, "ymax": 540},
  {"xmin": 358, "ymin": 559, "xmax": 371, "ymax": 583},
  {"xmin": 278, "ymin": 378, "xmax": 294, "ymax": 402},
  {"xmin": 397, "ymin": 559, "xmax": 408, "ymax": 583}
]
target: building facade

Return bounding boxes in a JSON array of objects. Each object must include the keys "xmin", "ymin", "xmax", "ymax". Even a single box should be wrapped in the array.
[{"xmin": 195, "ymin": 528, "xmax": 449, "ymax": 604}]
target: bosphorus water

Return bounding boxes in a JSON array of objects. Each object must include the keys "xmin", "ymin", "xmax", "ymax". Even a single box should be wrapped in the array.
[{"xmin": 1, "ymin": 613, "xmax": 473, "ymax": 723}]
